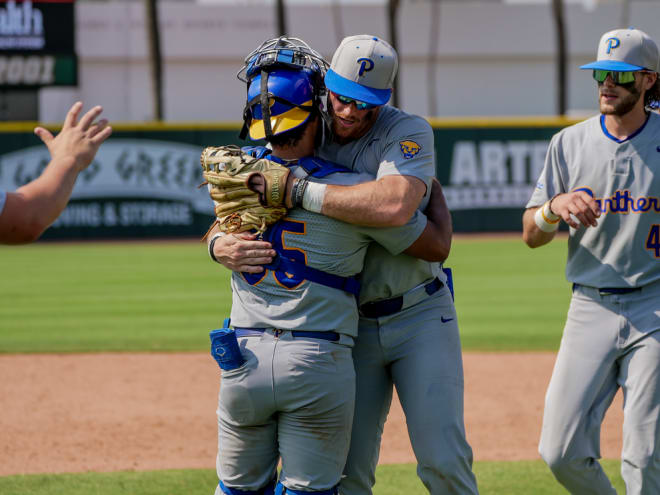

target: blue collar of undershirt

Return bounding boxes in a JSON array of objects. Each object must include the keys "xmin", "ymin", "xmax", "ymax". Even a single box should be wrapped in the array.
[{"xmin": 600, "ymin": 113, "xmax": 650, "ymax": 143}]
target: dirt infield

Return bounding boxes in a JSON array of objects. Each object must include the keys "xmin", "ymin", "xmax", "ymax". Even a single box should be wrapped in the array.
[{"xmin": 0, "ymin": 352, "xmax": 623, "ymax": 476}]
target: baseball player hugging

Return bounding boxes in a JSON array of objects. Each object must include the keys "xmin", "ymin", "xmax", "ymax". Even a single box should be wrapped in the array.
[
  {"xmin": 208, "ymin": 34, "xmax": 479, "ymax": 495},
  {"xmin": 523, "ymin": 28, "xmax": 660, "ymax": 495},
  {"xmin": 202, "ymin": 38, "xmax": 445, "ymax": 495}
]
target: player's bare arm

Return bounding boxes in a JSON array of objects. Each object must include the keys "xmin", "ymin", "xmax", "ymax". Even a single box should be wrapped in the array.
[
  {"xmin": 290, "ymin": 174, "xmax": 426, "ymax": 227},
  {"xmin": 404, "ymin": 178, "xmax": 452, "ymax": 262},
  {"xmin": 522, "ymin": 207, "xmax": 557, "ymax": 248},
  {"xmin": 0, "ymin": 102, "xmax": 111, "ymax": 244}
]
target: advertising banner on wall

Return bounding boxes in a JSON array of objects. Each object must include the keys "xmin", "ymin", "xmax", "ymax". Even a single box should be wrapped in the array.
[
  {"xmin": 430, "ymin": 121, "xmax": 577, "ymax": 231},
  {"xmin": 0, "ymin": 0, "xmax": 77, "ymax": 87},
  {"xmin": 0, "ymin": 127, "xmax": 243, "ymax": 239},
  {"xmin": 0, "ymin": 119, "xmax": 578, "ymax": 239}
]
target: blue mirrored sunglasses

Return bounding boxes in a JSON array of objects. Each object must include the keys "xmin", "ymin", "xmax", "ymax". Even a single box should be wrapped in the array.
[{"xmin": 333, "ymin": 92, "xmax": 379, "ymax": 110}]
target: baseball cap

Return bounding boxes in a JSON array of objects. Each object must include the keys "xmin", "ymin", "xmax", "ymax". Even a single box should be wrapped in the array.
[
  {"xmin": 580, "ymin": 28, "xmax": 660, "ymax": 73},
  {"xmin": 324, "ymin": 35, "xmax": 398, "ymax": 106}
]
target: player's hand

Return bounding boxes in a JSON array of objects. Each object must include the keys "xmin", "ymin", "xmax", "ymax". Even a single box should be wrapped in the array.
[
  {"xmin": 34, "ymin": 101, "xmax": 112, "ymax": 173},
  {"xmin": 549, "ymin": 191, "xmax": 601, "ymax": 229},
  {"xmin": 212, "ymin": 232, "xmax": 276, "ymax": 273},
  {"xmin": 246, "ymin": 169, "xmax": 296, "ymax": 208}
]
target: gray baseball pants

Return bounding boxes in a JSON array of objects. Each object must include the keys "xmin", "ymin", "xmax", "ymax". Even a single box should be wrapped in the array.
[
  {"xmin": 539, "ymin": 280, "xmax": 660, "ymax": 495},
  {"xmin": 339, "ymin": 288, "xmax": 478, "ymax": 495},
  {"xmin": 215, "ymin": 330, "xmax": 355, "ymax": 494}
]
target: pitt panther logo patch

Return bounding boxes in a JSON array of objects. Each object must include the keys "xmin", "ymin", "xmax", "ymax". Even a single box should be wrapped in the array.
[{"xmin": 399, "ymin": 140, "xmax": 421, "ymax": 159}]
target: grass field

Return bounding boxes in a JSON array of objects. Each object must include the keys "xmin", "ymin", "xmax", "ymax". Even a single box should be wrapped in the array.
[
  {"xmin": 0, "ymin": 460, "xmax": 625, "ymax": 495},
  {"xmin": 0, "ymin": 236, "xmax": 599, "ymax": 494},
  {"xmin": 0, "ymin": 236, "xmax": 571, "ymax": 353}
]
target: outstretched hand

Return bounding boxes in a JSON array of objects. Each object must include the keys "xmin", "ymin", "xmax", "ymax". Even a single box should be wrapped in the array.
[{"xmin": 34, "ymin": 101, "xmax": 112, "ymax": 173}]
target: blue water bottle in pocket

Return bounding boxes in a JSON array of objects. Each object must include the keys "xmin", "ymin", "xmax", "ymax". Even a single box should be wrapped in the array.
[{"xmin": 210, "ymin": 318, "xmax": 245, "ymax": 371}]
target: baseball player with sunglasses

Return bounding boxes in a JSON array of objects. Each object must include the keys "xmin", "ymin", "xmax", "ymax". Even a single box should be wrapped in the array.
[
  {"xmin": 212, "ymin": 35, "xmax": 479, "ymax": 494},
  {"xmin": 523, "ymin": 28, "xmax": 660, "ymax": 494},
  {"xmin": 206, "ymin": 38, "xmax": 452, "ymax": 495}
]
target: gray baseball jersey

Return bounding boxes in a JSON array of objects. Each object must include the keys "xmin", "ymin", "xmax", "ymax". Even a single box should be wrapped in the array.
[
  {"xmin": 319, "ymin": 105, "xmax": 479, "ymax": 495},
  {"xmin": 527, "ymin": 113, "xmax": 660, "ymax": 288},
  {"xmin": 228, "ymin": 167, "xmax": 427, "ymax": 336},
  {"xmin": 529, "ymin": 112, "xmax": 660, "ymax": 494},
  {"xmin": 0, "ymin": 190, "xmax": 6, "ymax": 216},
  {"xmin": 319, "ymin": 105, "xmax": 443, "ymax": 304}
]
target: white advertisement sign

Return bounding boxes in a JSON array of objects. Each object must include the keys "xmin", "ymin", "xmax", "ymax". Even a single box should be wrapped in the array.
[
  {"xmin": 0, "ymin": 139, "xmax": 214, "ymax": 231},
  {"xmin": 442, "ymin": 139, "xmax": 550, "ymax": 211}
]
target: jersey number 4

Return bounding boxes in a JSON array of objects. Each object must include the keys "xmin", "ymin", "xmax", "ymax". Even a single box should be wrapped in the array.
[{"xmin": 646, "ymin": 224, "xmax": 660, "ymax": 258}]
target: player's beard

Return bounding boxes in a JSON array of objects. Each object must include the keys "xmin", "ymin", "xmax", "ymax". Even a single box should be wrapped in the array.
[
  {"xmin": 328, "ymin": 102, "xmax": 379, "ymax": 144},
  {"xmin": 599, "ymin": 82, "xmax": 643, "ymax": 116}
]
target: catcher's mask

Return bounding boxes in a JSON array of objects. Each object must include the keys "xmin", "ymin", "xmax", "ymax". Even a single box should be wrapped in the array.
[
  {"xmin": 238, "ymin": 36, "xmax": 329, "ymax": 141},
  {"xmin": 244, "ymin": 68, "xmax": 320, "ymax": 141}
]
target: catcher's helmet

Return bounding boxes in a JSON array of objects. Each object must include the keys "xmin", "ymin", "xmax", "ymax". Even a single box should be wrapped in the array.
[
  {"xmin": 237, "ymin": 36, "xmax": 329, "ymax": 84},
  {"xmin": 238, "ymin": 37, "xmax": 329, "ymax": 141},
  {"xmin": 245, "ymin": 68, "xmax": 318, "ymax": 140}
]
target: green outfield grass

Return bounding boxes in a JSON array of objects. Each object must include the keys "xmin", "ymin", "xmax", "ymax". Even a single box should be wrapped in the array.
[
  {"xmin": 0, "ymin": 237, "xmax": 570, "ymax": 353},
  {"xmin": 0, "ymin": 460, "xmax": 624, "ymax": 494},
  {"xmin": 447, "ymin": 235, "xmax": 571, "ymax": 350}
]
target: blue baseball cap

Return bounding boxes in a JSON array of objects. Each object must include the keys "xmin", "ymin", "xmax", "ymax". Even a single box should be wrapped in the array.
[
  {"xmin": 580, "ymin": 28, "xmax": 660, "ymax": 73},
  {"xmin": 324, "ymin": 35, "xmax": 398, "ymax": 106}
]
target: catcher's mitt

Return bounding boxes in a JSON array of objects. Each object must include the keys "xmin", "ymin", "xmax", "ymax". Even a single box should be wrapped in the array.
[{"xmin": 200, "ymin": 145, "xmax": 290, "ymax": 234}]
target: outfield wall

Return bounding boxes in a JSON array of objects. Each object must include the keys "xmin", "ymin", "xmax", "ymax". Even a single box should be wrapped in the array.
[
  {"xmin": 35, "ymin": 1, "xmax": 660, "ymax": 122},
  {"xmin": 0, "ymin": 117, "xmax": 580, "ymax": 238}
]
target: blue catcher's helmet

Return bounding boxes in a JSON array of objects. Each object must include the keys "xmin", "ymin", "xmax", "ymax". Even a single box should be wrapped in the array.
[
  {"xmin": 245, "ymin": 68, "xmax": 317, "ymax": 140},
  {"xmin": 238, "ymin": 37, "xmax": 329, "ymax": 141}
]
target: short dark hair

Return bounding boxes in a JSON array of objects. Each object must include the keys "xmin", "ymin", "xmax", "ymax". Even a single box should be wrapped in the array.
[{"xmin": 645, "ymin": 75, "xmax": 660, "ymax": 110}]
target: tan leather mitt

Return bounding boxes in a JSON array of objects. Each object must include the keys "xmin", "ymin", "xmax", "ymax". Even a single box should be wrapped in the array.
[{"xmin": 200, "ymin": 145, "xmax": 289, "ymax": 234}]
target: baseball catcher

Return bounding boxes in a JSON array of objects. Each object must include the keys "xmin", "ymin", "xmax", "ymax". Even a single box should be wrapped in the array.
[{"xmin": 200, "ymin": 145, "xmax": 291, "ymax": 234}]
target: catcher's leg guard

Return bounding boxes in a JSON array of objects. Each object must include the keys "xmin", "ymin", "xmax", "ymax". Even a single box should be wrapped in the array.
[
  {"xmin": 274, "ymin": 482, "xmax": 338, "ymax": 494},
  {"xmin": 219, "ymin": 478, "xmax": 276, "ymax": 495}
]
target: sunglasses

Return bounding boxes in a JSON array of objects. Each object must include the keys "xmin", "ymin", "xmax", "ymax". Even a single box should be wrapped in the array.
[
  {"xmin": 592, "ymin": 69, "xmax": 643, "ymax": 85},
  {"xmin": 332, "ymin": 92, "xmax": 379, "ymax": 110}
]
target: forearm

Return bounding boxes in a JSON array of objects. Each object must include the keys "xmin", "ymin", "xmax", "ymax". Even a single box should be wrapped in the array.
[
  {"xmin": 522, "ymin": 207, "xmax": 557, "ymax": 248},
  {"xmin": 404, "ymin": 220, "xmax": 450, "ymax": 262},
  {"xmin": 26, "ymin": 156, "xmax": 81, "ymax": 222},
  {"xmin": 424, "ymin": 180, "xmax": 452, "ymax": 259},
  {"xmin": 404, "ymin": 179, "xmax": 452, "ymax": 262},
  {"xmin": 317, "ymin": 175, "xmax": 426, "ymax": 227},
  {"xmin": 0, "ymin": 157, "xmax": 80, "ymax": 243}
]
